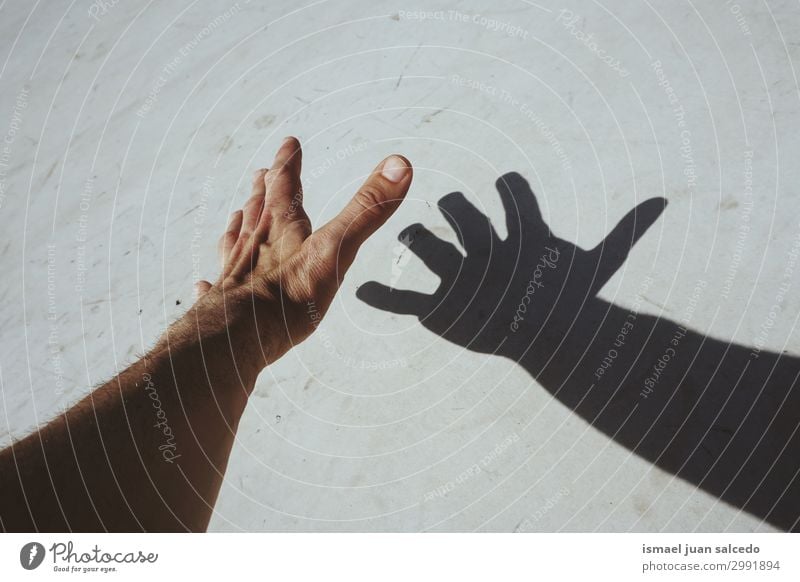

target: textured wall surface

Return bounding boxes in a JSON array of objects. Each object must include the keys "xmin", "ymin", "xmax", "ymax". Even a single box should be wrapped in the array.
[{"xmin": 1, "ymin": 0, "xmax": 798, "ymax": 531}]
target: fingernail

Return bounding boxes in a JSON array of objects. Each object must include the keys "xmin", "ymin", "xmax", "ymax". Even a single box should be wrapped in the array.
[{"xmin": 381, "ymin": 155, "xmax": 409, "ymax": 183}]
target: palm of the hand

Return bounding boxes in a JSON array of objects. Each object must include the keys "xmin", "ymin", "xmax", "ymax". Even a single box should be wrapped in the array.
[{"xmin": 358, "ymin": 172, "xmax": 666, "ymax": 356}]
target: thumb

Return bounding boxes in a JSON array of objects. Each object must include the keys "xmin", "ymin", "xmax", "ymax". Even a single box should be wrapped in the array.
[
  {"xmin": 590, "ymin": 197, "xmax": 667, "ymax": 294},
  {"xmin": 315, "ymin": 155, "xmax": 413, "ymax": 271}
]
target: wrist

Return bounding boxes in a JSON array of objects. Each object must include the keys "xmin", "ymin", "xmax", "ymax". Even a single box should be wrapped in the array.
[{"xmin": 158, "ymin": 287, "xmax": 274, "ymax": 386}]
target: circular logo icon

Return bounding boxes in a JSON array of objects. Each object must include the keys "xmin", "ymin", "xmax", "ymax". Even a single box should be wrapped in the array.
[{"xmin": 20, "ymin": 542, "xmax": 45, "ymax": 570}]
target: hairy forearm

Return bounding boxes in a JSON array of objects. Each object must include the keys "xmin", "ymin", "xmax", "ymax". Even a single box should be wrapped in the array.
[
  {"xmin": 0, "ymin": 142, "xmax": 412, "ymax": 532},
  {"xmin": 0, "ymin": 294, "xmax": 266, "ymax": 532}
]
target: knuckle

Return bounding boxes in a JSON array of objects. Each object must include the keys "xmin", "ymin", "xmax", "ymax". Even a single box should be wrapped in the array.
[
  {"xmin": 292, "ymin": 214, "xmax": 312, "ymax": 232},
  {"xmin": 264, "ymin": 165, "xmax": 300, "ymax": 195},
  {"xmin": 252, "ymin": 168, "xmax": 268, "ymax": 185},
  {"xmin": 282, "ymin": 203, "xmax": 308, "ymax": 221},
  {"xmin": 273, "ymin": 161, "xmax": 298, "ymax": 180},
  {"xmin": 272, "ymin": 163, "xmax": 290, "ymax": 178},
  {"xmin": 309, "ymin": 231, "xmax": 340, "ymax": 262},
  {"xmin": 355, "ymin": 186, "xmax": 389, "ymax": 219}
]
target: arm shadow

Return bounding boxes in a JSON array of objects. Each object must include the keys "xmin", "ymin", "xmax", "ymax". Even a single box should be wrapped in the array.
[{"xmin": 358, "ymin": 172, "xmax": 800, "ymax": 531}]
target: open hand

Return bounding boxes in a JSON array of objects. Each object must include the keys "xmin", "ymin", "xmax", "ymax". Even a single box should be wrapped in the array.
[
  {"xmin": 357, "ymin": 172, "xmax": 665, "ymax": 357},
  {"xmin": 191, "ymin": 137, "xmax": 413, "ymax": 368}
]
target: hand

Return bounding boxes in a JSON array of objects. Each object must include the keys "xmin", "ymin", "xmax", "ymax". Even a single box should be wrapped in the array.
[
  {"xmin": 357, "ymin": 172, "xmax": 665, "ymax": 357},
  {"xmin": 186, "ymin": 137, "xmax": 412, "ymax": 372}
]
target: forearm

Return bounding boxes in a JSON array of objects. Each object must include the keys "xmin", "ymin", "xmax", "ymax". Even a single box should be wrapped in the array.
[
  {"xmin": 509, "ymin": 297, "xmax": 650, "ymax": 411},
  {"xmin": 0, "ymin": 141, "xmax": 411, "ymax": 532},
  {"xmin": 0, "ymin": 295, "xmax": 265, "ymax": 532}
]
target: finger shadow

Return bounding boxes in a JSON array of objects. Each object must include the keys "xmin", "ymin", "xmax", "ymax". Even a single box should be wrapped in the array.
[{"xmin": 358, "ymin": 172, "xmax": 800, "ymax": 531}]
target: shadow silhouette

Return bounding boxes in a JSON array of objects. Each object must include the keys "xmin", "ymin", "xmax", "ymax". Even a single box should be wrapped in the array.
[{"xmin": 357, "ymin": 172, "xmax": 800, "ymax": 531}]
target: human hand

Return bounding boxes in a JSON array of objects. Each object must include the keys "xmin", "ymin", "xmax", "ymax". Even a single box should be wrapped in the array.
[{"xmin": 188, "ymin": 137, "xmax": 412, "ymax": 371}]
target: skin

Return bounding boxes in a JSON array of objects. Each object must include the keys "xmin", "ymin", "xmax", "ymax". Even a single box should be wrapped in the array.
[{"xmin": 0, "ymin": 137, "xmax": 413, "ymax": 532}]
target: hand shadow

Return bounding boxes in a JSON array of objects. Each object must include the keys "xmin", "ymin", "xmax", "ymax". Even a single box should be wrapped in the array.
[{"xmin": 358, "ymin": 172, "xmax": 800, "ymax": 531}]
